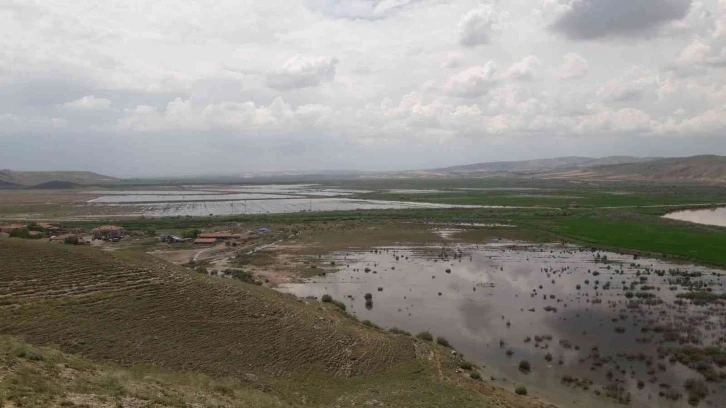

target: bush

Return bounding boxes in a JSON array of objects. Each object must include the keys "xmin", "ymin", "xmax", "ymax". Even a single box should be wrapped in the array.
[
  {"xmin": 331, "ymin": 300, "xmax": 347, "ymax": 311},
  {"xmin": 362, "ymin": 320, "xmax": 380, "ymax": 329},
  {"xmin": 519, "ymin": 360, "xmax": 531, "ymax": 372},
  {"xmin": 64, "ymin": 236, "xmax": 79, "ymax": 245},
  {"xmin": 321, "ymin": 294, "xmax": 333, "ymax": 303},
  {"xmin": 515, "ymin": 386, "xmax": 528, "ymax": 396},
  {"xmin": 9, "ymin": 228, "xmax": 30, "ymax": 239},
  {"xmin": 416, "ymin": 331, "xmax": 433, "ymax": 341},
  {"xmin": 460, "ymin": 361, "xmax": 473, "ymax": 370},
  {"xmin": 182, "ymin": 228, "xmax": 201, "ymax": 239},
  {"xmin": 470, "ymin": 372, "xmax": 482, "ymax": 380},
  {"xmin": 436, "ymin": 336, "xmax": 452, "ymax": 348},
  {"xmin": 389, "ymin": 327, "xmax": 411, "ymax": 336}
]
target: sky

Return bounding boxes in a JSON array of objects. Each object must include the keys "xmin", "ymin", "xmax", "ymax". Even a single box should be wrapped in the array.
[{"xmin": 1, "ymin": 0, "xmax": 725, "ymax": 176}]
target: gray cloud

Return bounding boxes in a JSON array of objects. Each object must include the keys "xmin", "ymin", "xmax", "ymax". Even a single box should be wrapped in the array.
[
  {"xmin": 551, "ymin": 0, "xmax": 693, "ymax": 40},
  {"xmin": 1, "ymin": 0, "xmax": 726, "ymax": 175}
]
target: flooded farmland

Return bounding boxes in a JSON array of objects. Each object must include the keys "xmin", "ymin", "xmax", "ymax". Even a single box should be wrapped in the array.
[
  {"xmin": 83, "ymin": 185, "xmax": 500, "ymax": 216},
  {"xmin": 664, "ymin": 207, "xmax": 726, "ymax": 228},
  {"xmin": 277, "ymin": 243, "xmax": 726, "ymax": 408}
]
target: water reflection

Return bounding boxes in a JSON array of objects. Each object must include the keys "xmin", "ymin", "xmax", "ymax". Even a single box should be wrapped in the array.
[{"xmin": 276, "ymin": 243, "xmax": 725, "ymax": 408}]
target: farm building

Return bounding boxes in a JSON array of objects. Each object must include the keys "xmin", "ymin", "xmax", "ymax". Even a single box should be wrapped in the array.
[
  {"xmin": 91, "ymin": 225, "xmax": 125, "ymax": 240},
  {"xmin": 38, "ymin": 222, "xmax": 64, "ymax": 235},
  {"xmin": 0, "ymin": 224, "xmax": 27, "ymax": 233},
  {"xmin": 194, "ymin": 238, "xmax": 217, "ymax": 245},
  {"xmin": 49, "ymin": 234, "xmax": 82, "ymax": 244}
]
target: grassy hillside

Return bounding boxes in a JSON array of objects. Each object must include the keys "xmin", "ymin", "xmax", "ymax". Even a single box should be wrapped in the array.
[
  {"xmin": 0, "ymin": 170, "xmax": 117, "ymax": 186},
  {"xmin": 0, "ymin": 239, "xmax": 545, "ymax": 407},
  {"xmin": 431, "ymin": 156, "xmax": 653, "ymax": 174},
  {"xmin": 544, "ymin": 155, "xmax": 726, "ymax": 181},
  {"xmin": 0, "ymin": 336, "xmax": 283, "ymax": 407}
]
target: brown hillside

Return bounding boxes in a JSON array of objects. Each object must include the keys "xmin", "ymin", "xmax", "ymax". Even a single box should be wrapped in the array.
[{"xmin": 0, "ymin": 239, "xmax": 549, "ymax": 407}]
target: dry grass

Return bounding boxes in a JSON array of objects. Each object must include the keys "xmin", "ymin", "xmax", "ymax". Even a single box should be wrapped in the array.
[{"xmin": 0, "ymin": 238, "xmax": 551, "ymax": 407}]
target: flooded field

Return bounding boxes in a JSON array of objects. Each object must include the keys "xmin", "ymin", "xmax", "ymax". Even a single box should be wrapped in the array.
[
  {"xmin": 92, "ymin": 198, "xmax": 490, "ymax": 216},
  {"xmin": 277, "ymin": 243, "xmax": 726, "ymax": 408},
  {"xmin": 664, "ymin": 207, "xmax": 726, "ymax": 228},
  {"xmin": 83, "ymin": 185, "xmax": 497, "ymax": 216}
]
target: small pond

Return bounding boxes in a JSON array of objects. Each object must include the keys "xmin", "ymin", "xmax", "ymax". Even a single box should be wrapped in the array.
[{"xmin": 664, "ymin": 207, "xmax": 726, "ymax": 228}]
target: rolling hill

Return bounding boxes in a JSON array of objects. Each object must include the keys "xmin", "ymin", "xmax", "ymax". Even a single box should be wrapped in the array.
[
  {"xmin": 543, "ymin": 155, "xmax": 726, "ymax": 182},
  {"xmin": 0, "ymin": 170, "xmax": 117, "ymax": 186},
  {"xmin": 29, "ymin": 180, "xmax": 84, "ymax": 189},
  {"xmin": 429, "ymin": 156, "xmax": 655, "ymax": 175},
  {"xmin": 0, "ymin": 238, "xmax": 543, "ymax": 408}
]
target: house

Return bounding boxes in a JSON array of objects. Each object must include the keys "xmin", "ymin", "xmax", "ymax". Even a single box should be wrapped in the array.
[
  {"xmin": 38, "ymin": 222, "xmax": 64, "ymax": 236},
  {"xmin": 49, "ymin": 234, "xmax": 81, "ymax": 244},
  {"xmin": 194, "ymin": 238, "xmax": 217, "ymax": 245},
  {"xmin": 91, "ymin": 225, "xmax": 125, "ymax": 240},
  {"xmin": 197, "ymin": 232, "xmax": 241, "ymax": 242}
]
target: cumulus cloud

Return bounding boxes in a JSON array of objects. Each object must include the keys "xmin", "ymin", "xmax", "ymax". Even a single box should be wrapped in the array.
[
  {"xmin": 119, "ymin": 97, "xmax": 334, "ymax": 132},
  {"xmin": 504, "ymin": 56, "xmax": 542, "ymax": 81},
  {"xmin": 677, "ymin": 39, "xmax": 712, "ymax": 65},
  {"xmin": 62, "ymin": 95, "xmax": 112, "ymax": 110},
  {"xmin": 266, "ymin": 56, "xmax": 339, "ymax": 90},
  {"xmin": 304, "ymin": 0, "xmax": 422, "ymax": 19},
  {"xmin": 550, "ymin": 0, "xmax": 693, "ymax": 40},
  {"xmin": 458, "ymin": 6, "xmax": 506, "ymax": 47},
  {"xmin": 557, "ymin": 53, "xmax": 589, "ymax": 80},
  {"xmin": 445, "ymin": 63, "xmax": 499, "ymax": 97}
]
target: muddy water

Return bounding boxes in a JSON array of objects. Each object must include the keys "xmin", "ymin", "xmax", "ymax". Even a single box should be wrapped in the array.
[
  {"xmin": 664, "ymin": 207, "xmax": 726, "ymax": 228},
  {"xmin": 277, "ymin": 243, "xmax": 726, "ymax": 408}
]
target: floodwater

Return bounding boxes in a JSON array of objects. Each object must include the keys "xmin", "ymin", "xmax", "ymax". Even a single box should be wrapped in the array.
[
  {"xmin": 277, "ymin": 243, "xmax": 726, "ymax": 408},
  {"xmin": 83, "ymin": 185, "xmax": 506, "ymax": 216},
  {"xmin": 664, "ymin": 207, "xmax": 726, "ymax": 228},
  {"xmin": 96, "ymin": 198, "xmax": 491, "ymax": 217}
]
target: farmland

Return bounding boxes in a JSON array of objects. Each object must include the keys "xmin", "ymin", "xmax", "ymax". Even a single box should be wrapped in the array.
[{"xmin": 2, "ymin": 177, "xmax": 726, "ymax": 407}]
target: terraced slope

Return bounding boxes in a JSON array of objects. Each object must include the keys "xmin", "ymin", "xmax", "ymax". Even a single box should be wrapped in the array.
[
  {"xmin": 0, "ymin": 239, "xmax": 548, "ymax": 407},
  {"xmin": 0, "ymin": 239, "xmax": 411, "ymax": 378}
]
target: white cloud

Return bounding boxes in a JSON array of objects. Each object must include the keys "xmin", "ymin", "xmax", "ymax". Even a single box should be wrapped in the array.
[
  {"xmin": 304, "ymin": 0, "xmax": 422, "ymax": 19},
  {"xmin": 266, "ymin": 56, "xmax": 339, "ymax": 90},
  {"xmin": 504, "ymin": 56, "xmax": 542, "ymax": 81},
  {"xmin": 677, "ymin": 39, "xmax": 713, "ymax": 65},
  {"xmin": 557, "ymin": 53, "xmax": 589, "ymax": 80},
  {"xmin": 62, "ymin": 95, "xmax": 112, "ymax": 110},
  {"xmin": 458, "ymin": 6, "xmax": 506, "ymax": 47},
  {"xmin": 445, "ymin": 63, "xmax": 499, "ymax": 97}
]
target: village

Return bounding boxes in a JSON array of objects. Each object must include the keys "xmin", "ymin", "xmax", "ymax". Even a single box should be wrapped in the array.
[{"xmin": 0, "ymin": 222, "xmax": 270, "ymax": 248}]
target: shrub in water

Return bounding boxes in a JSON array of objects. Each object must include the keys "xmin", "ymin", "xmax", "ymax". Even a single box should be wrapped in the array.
[{"xmin": 321, "ymin": 294, "xmax": 333, "ymax": 303}]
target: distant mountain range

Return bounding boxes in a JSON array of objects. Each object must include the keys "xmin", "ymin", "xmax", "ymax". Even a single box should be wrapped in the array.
[
  {"xmin": 430, "ymin": 156, "xmax": 657, "ymax": 174},
  {"xmin": 413, "ymin": 155, "xmax": 726, "ymax": 182},
  {"xmin": 0, "ymin": 170, "xmax": 118, "ymax": 188}
]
